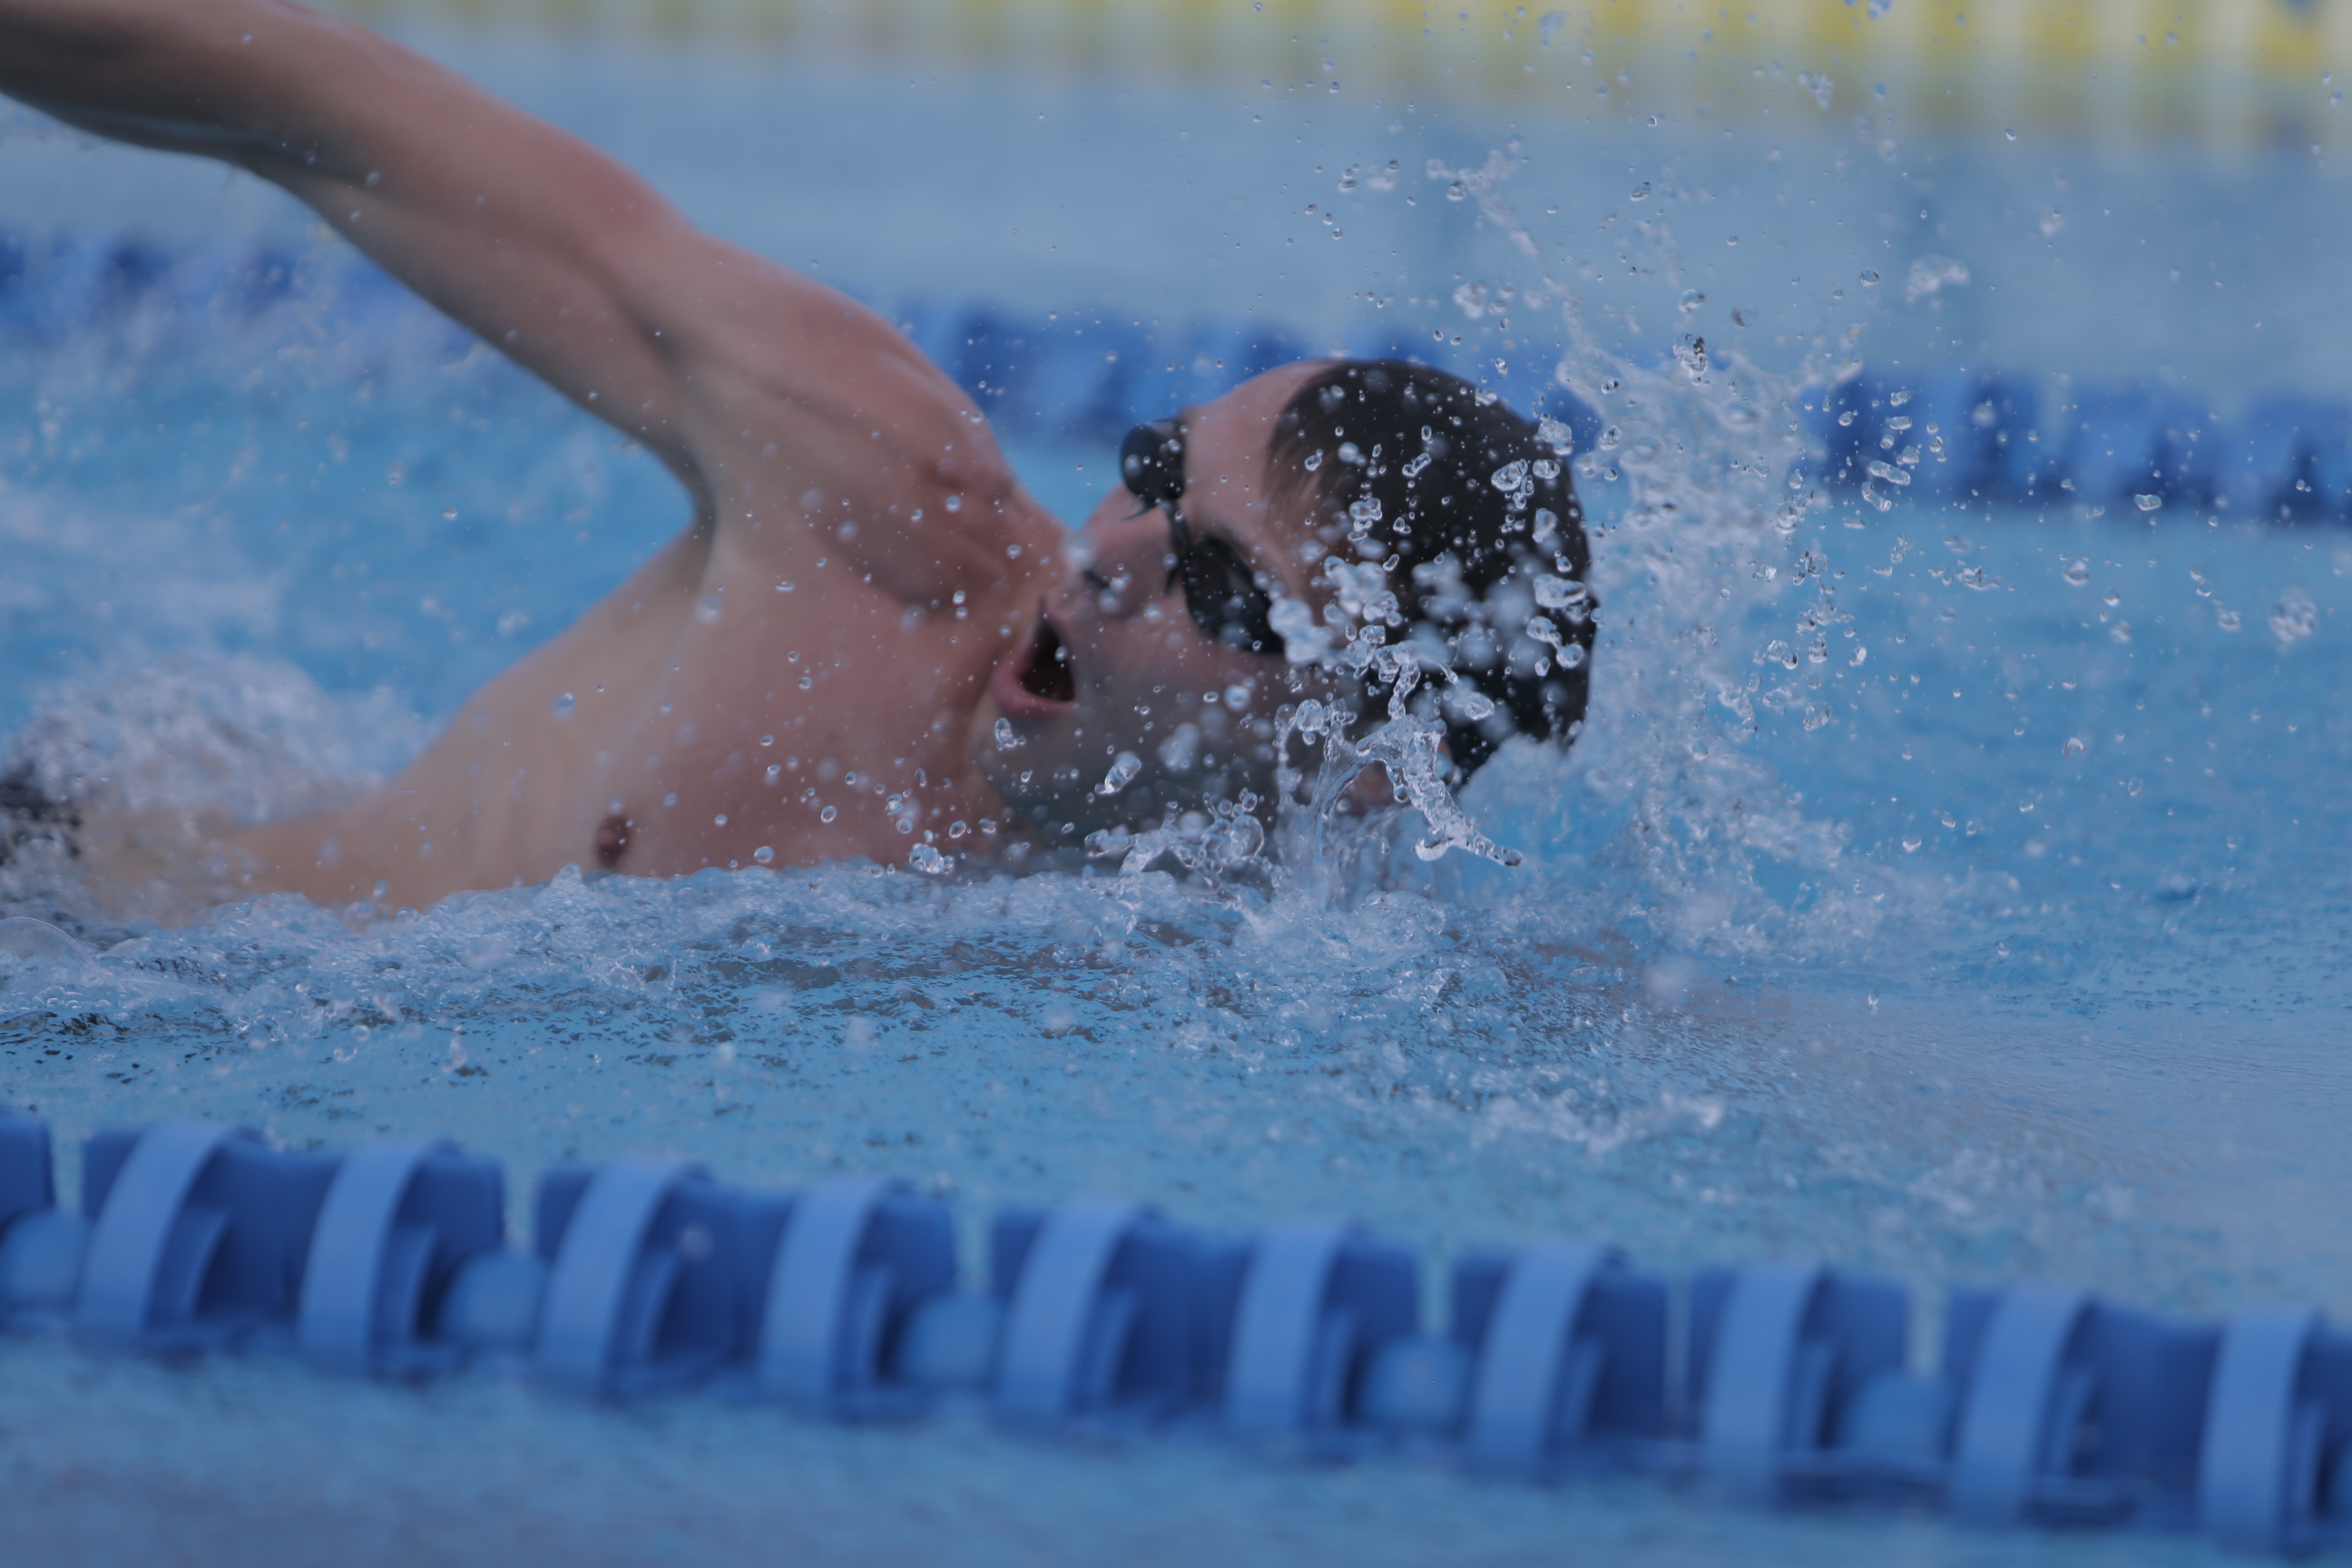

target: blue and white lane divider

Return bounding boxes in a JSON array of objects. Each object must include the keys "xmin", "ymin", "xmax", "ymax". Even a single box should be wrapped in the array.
[
  {"xmin": 11, "ymin": 226, "xmax": 2352, "ymax": 526},
  {"xmin": 2, "ymin": 1114, "xmax": 2348, "ymax": 1553}
]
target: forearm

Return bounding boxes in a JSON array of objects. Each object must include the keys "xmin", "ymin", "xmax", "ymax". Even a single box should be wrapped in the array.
[
  {"xmin": 1, "ymin": 1, "xmax": 710, "ymax": 475},
  {"xmin": 0, "ymin": 0, "xmax": 349, "ymax": 169}
]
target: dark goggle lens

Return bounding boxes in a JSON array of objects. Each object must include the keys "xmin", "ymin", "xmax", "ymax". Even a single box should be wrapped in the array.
[
  {"xmin": 1120, "ymin": 420, "xmax": 1185, "ymax": 506},
  {"xmin": 1181, "ymin": 535, "xmax": 1280, "ymax": 654},
  {"xmin": 1119, "ymin": 416, "xmax": 1283, "ymax": 656}
]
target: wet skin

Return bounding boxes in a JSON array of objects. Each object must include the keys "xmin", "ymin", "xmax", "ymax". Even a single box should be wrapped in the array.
[{"xmin": 0, "ymin": 1, "xmax": 1343, "ymax": 911}]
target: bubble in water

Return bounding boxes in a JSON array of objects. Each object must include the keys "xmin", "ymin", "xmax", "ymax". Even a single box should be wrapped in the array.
[
  {"xmin": 1539, "ymin": 9, "xmax": 1566, "ymax": 42},
  {"xmin": 752, "ymin": 846, "xmax": 775, "ymax": 865},
  {"xmin": 1858, "ymin": 270, "xmax": 1881, "ymax": 286},
  {"xmin": 1904, "ymin": 255, "xmax": 1970, "ymax": 304},
  {"xmin": 2063, "ymin": 557, "xmax": 2091, "ymax": 586},
  {"xmin": 2216, "ymin": 606, "xmax": 2243, "ymax": 632},
  {"xmin": 944, "ymin": 495, "xmax": 963, "ymax": 512},
  {"xmin": 2063, "ymin": 737, "xmax": 2087, "ymax": 759},
  {"xmin": 550, "ymin": 692, "xmax": 576, "ymax": 719},
  {"xmin": 819, "ymin": 805, "xmax": 838, "ymax": 823},
  {"xmin": 1678, "ymin": 289, "xmax": 1705, "ymax": 314},
  {"xmin": 1304, "ymin": 450, "xmax": 1325, "ymax": 472},
  {"xmin": 994, "ymin": 718, "xmax": 1023, "ymax": 751},
  {"xmin": 2133, "ymin": 494, "xmax": 2162, "ymax": 513},
  {"xmin": 2269, "ymin": 588, "xmax": 2318, "ymax": 647},
  {"xmin": 695, "ymin": 594, "xmax": 723, "ymax": 625},
  {"xmin": 1094, "ymin": 751, "xmax": 1142, "ymax": 797},
  {"xmin": 1535, "ymin": 416, "xmax": 1575, "ymax": 456},
  {"xmin": 909, "ymin": 843, "xmax": 952, "ymax": 875},
  {"xmin": 1901, "ymin": 836, "xmax": 1922, "ymax": 853},
  {"xmin": 1629, "ymin": 181, "xmax": 1651, "ymax": 201},
  {"xmin": 775, "ymin": 579, "xmax": 795, "ymax": 593}
]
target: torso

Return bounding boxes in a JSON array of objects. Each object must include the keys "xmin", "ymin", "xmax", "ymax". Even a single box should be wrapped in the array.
[{"xmin": 211, "ymin": 426, "xmax": 1063, "ymax": 909}]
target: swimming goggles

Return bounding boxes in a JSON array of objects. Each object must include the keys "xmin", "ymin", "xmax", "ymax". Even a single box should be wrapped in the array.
[{"xmin": 1119, "ymin": 417, "xmax": 1286, "ymax": 656}]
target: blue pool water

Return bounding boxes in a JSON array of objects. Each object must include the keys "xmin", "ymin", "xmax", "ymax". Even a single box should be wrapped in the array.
[{"xmin": 3, "ymin": 27, "xmax": 2349, "ymax": 1565}]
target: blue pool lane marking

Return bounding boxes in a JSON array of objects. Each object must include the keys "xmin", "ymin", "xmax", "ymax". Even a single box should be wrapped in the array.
[
  {"xmin": 4, "ymin": 1112, "xmax": 2351, "ymax": 1556},
  {"xmin": 1459, "ymin": 1240, "xmax": 1615, "ymax": 1475},
  {"xmin": 15, "ymin": 232, "xmax": 2352, "ymax": 526},
  {"xmin": 2201, "ymin": 1305, "xmax": 2328, "ymax": 1555},
  {"xmin": 295, "ymin": 1139, "xmax": 504, "ymax": 1377},
  {"xmin": 757, "ymin": 1173, "xmax": 958, "ymax": 1415}
]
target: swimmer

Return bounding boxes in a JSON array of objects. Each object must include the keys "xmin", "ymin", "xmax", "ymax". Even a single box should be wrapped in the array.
[{"xmin": 0, "ymin": 0, "xmax": 1593, "ymax": 913}]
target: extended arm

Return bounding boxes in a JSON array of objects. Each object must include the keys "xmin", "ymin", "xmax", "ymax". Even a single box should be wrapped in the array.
[{"xmin": 0, "ymin": 0, "xmax": 1032, "ymax": 587}]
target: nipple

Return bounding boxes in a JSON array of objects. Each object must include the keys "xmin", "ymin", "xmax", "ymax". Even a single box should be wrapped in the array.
[{"xmin": 595, "ymin": 812, "xmax": 632, "ymax": 868}]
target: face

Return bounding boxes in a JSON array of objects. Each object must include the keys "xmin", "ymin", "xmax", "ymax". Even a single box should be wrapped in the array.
[{"xmin": 968, "ymin": 362, "xmax": 1343, "ymax": 839}]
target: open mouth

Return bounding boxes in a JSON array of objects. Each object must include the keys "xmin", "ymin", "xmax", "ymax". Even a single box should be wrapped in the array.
[
  {"xmin": 990, "ymin": 611, "xmax": 1078, "ymax": 722},
  {"xmin": 1018, "ymin": 617, "xmax": 1076, "ymax": 703}
]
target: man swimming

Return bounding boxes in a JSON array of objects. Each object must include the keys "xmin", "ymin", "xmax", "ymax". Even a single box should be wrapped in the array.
[{"xmin": 0, "ymin": 0, "xmax": 1593, "ymax": 913}]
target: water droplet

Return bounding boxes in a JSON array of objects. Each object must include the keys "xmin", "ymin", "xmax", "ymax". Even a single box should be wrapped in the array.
[
  {"xmin": 550, "ymin": 692, "xmax": 576, "ymax": 719},
  {"xmin": 909, "ymin": 842, "xmax": 952, "ymax": 875},
  {"xmin": 994, "ymin": 718, "xmax": 1024, "ymax": 751},
  {"xmin": 1901, "ymin": 835, "xmax": 1922, "ymax": 853},
  {"xmin": 2004, "ymin": 128, "xmax": 2018, "ymax": 141},
  {"xmin": 1858, "ymin": 269, "xmax": 1881, "ymax": 286},
  {"xmin": 2133, "ymin": 493, "xmax": 2162, "ymax": 513},
  {"xmin": 713, "ymin": 813, "xmax": 729, "ymax": 827},
  {"xmin": 1094, "ymin": 751, "xmax": 1142, "ymax": 797},
  {"xmin": 1678, "ymin": 289, "xmax": 1705, "ymax": 313},
  {"xmin": 819, "ymin": 805, "xmax": 838, "ymax": 823},
  {"xmin": 2063, "ymin": 557, "xmax": 2091, "ymax": 586},
  {"xmin": 1304, "ymin": 450, "xmax": 1325, "ymax": 471},
  {"xmin": 752, "ymin": 846, "xmax": 775, "ymax": 865},
  {"xmin": 695, "ymin": 593, "xmax": 724, "ymax": 624},
  {"xmin": 2216, "ymin": 607, "xmax": 2243, "ymax": 632},
  {"xmin": 799, "ymin": 674, "xmax": 813, "ymax": 690},
  {"xmin": 662, "ymin": 792, "xmax": 678, "ymax": 808},
  {"xmin": 1629, "ymin": 181, "xmax": 1651, "ymax": 201},
  {"xmin": 775, "ymin": 579, "xmax": 795, "ymax": 593},
  {"xmin": 2063, "ymin": 737, "xmax": 2087, "ymax": 759},
  {"xmin": 944, "ymin": 495, "xmax": 963, "ymax": 512}
]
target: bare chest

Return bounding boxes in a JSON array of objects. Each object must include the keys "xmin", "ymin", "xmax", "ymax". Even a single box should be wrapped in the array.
[{"xmin": 575, "ymin": 590, "xmax": 1010, "ymax": 875}]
